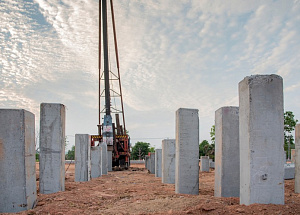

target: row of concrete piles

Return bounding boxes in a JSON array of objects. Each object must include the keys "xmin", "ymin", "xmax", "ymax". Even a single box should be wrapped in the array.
[
  {"xmin": 74, "ymin": 134, "xmax": 110, "ymax": 181},
  {"xmin": 0, "ymin": 103, "xmax": 112, "ymax": 213},
  {"xmin": 147, "ymin": 74, "xmax": 300, "ymax": 206},
  {"xmin": 1, "ymin": 74, "xmax": 299, "ymax": 212},
  {"xmin": 216, "ymin": 75, "xmax": 286, "ymax": 205},
  {"xmin": 0, "ymin": 103, "xmax": 65, "ymax": 213}
]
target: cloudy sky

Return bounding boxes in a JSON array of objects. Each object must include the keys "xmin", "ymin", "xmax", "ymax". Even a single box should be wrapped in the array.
[{"xmin": 1, "ymin": 0, "xmax": 300, "ymax": 151}]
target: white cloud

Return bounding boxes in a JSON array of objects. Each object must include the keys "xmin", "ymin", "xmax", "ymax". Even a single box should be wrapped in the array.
[
  {"xmin": 0, "ymin": 0, "xmax": 300, "ymax": 148},
  {"xmin": 285, "ymin": 82, "xmax": 300, "ymax": 92}
]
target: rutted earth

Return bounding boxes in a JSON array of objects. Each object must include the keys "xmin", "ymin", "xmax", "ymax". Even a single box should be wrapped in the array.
[{"xmin": 3, "ymin": 163, "xmax": 300, "ymax": 215}]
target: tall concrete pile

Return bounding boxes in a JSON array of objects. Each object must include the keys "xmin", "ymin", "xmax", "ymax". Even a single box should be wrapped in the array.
[
  {"xmin": 155, "ymin": 149, "xmax": 162, "ymax": 177},
  {"xmin": 100, "ymin": 142, "xmax": 108, "ymax": 175},
  {"xmin": 214, "ymin": 106, "xmax": 240, "ymax": 197},
  {"xmin": 175, "ymin": 108, "xmax": 199, "ymax": 195},
  {"xmin": 149, "ymin": 152, "xmax": 155, "ymax": 174},
  {"xmin": 145, "ymin": 155, "xmax": 149, "ymax": 170},
  {"xmin": 0, "ymin": 109, "xmax": 37, "ymax": 213},
  {"xmin": 239, "ymin": 75, "xmax": 284, "ymax": 205},
  {"xmin": 91, "ymin": 146, "xmax": 102, "ymax": 178},
  {"xmin": 75, "ymin": 134, "xmax": 91, "ymax": 182},
  {"xmin": 39, "ymin": 103, "xmax": 66, "ymax": 194},
  {"xmin": 295, "ymin": 124, "xmax": 300, "ymax": 193},
  {"xmin": 162, "ymin": 139, "xmax": 176, "ymax": 184},
  {"xmin": 200, "ymin": 156, "xmax": 209, "ymax": 172}
]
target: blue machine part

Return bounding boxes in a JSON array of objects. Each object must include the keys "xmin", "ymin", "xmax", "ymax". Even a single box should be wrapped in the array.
[{"xmin": 103, "ymin": 115, "xmax": 113, "ymax": 145}]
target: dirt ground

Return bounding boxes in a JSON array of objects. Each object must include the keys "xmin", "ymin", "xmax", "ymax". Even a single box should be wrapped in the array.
[{"xmin": 4, "ymin": 162, "xmax": 300, "ymax": 214}]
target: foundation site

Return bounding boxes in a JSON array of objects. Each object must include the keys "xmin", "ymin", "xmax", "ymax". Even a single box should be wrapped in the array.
[{"xmin": 1, "ymin": 0, "xmax": 300, "ymax": 214}]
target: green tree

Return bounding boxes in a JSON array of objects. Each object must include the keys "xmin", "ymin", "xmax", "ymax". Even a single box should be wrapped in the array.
[
  {"xmin": 284, "ymin": 111, "xmax": 298, "ymax": 159},
  {"xmin": 199, "ymin": 125, "xmax": 216, "ymax": 161},
  {"xmin": 149, "ymin": 147, "xmax": 155, "ymax": 153},
  {"xmin": 206, "ymin": 143, "xmax": 215, "ymax": 161},
  {"xmin": 36, "ymin": 149, "xmax": 39, "ymax": 162},
  {"xmin": 199, "ymin": 140, "xmax": 209, "ymax": 157},
  {"xmin": 199, "ymin": 140, "xmax": 214, "ymax": 160},
  {"xmin": 66, "ymin": 145, "xmax": 75, "ymax": 160},
  {"xmin": 131, "ymin": 141, "xmax": 152, "ymax": 160},
  {"xmin": 210, "ymin": 125, "xmax": 215, "ymax": 145}
]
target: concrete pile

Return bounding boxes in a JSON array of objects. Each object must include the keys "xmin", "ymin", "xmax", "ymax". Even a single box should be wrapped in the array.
[
  {"xmin": 0, "ymin": 103, "xmax": 68, "ymax": 213},
  {"xmin": 145, "ymin": 155, "xmax": 149, "ymax": 170},
  {"xmin": 169, "ymin": 74, "xmax": 286, "ymax": 205},
  {"xmin": 75, "ymin": 134, "xmax": 91, "ymax": 182},
  {"xmin": 0, "ymin": 109, "xmax": 37, "ymax": 213},
  {"xmin": 39, "ymin": 103, "xmax": 66, "ymax": 194},
  {"xmin": 155, "ymin": 149, "xmax": 162, "ymax": 177},
  {"xmin": 0, "ymin": 74, "xmax": 295, "ymax": 212},
  {"xmin": 149, "ymin": 152, "xmax": 155, "ymax": 174},
  {"xmin": 284, "ymin": 163, "xmax": 295, "ymax": 180},
  {"xmin": 200, "ymin": 156, "xmax": 210, "ymax": 172},
  {"xmin": 175, "ymin": 108, "xmax": 199, "ymax": 195},
  {"xmin": 162, "ymin": 139, "xmax": 176, "ymax": 184},
  {"xmin": 91, "ymin": 146, "xmax": 102, "ymax": 178},
  {"xmin": 239, "ymin": 75, "xmax": 284, "ymax": 205},
  {"xmin": 295, "ymin": 124, "xmax": 300, "ymax": 193},
  {"xmin": 214, "ymin": 106, "xmax": 239, "ymax": 197}
]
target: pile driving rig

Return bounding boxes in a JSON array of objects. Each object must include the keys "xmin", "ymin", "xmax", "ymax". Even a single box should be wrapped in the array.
[{"xmin": 91, "ymin": 0, "xmax": 130, "ymax": 168}]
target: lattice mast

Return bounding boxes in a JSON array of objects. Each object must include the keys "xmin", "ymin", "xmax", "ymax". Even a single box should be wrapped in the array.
[{"xmin": 93, "ymin": 0, "xmax": 130, "ymax": 168}]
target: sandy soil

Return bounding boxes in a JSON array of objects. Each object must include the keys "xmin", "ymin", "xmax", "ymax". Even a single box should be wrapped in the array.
[{"xmin": 3, "ymin": 163, "xmax": 300, "ymax": 214}]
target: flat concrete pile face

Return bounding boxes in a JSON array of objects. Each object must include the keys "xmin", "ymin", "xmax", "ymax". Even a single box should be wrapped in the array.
[
  {"xmin": 162, "ymin": 139, "xmax": 176, "ymax": 184},
  {"xmin": 100, "ymin": 143, "xmax": 108, "ymax": 175},
  {"xmin": 239, "ymin": 75, "xmax": 284, "ymax": 205},
  {"xmin": 155, "ymin": 149, "xmax": 162, "ymax": 177},
  {"xmin": 39, "ymin": 103, "xmax": 66, "ymax": 194},
  {"xmin": 91, "ymin": 146, "xmax": 102, "ymax": 178},
  {"xmin": 210, "ymin": 160, "xmax": 215, "ymax": 168},
  {"xmin": 150, "ymin": 152, "xmax": 155, "ymax": 174},
  {"xmin": 214, "ymin": 106, "xmax": 240, "ymax": 197},
  {"xmin": 200, "ymin": 156, "xmax": 209, "ymax": 172},
  {"xmin": 0, "ymin": 109, "xmax": 37, "ymax": 213},
  {"xmin": 145, "ymin": 155, "xmax": 149, "ymax": 170},
  {"xmin": 147, "ymin": 156, "xmax": 151, "ymax": 171},
  {"xmin": 107, "ymin": 150, "xmax": 112, "ymax": 172},
  {"xmin": 131, "ymin": 160, "xmax": 144, "ymax": 164},
  {"xmin": 75, "ymin": 134, "xmax": 91, "ymax": 182},
  {"xmin": 284, "ymin": 164, "xmax": 295, "ymax": 180},
  {"xmin": 295, "ymin": 124, "xmax": 300, "ymax": 193},
  {"xmin": 175, "ymin": 108, "xmax": 199, "ymax": 195}
]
